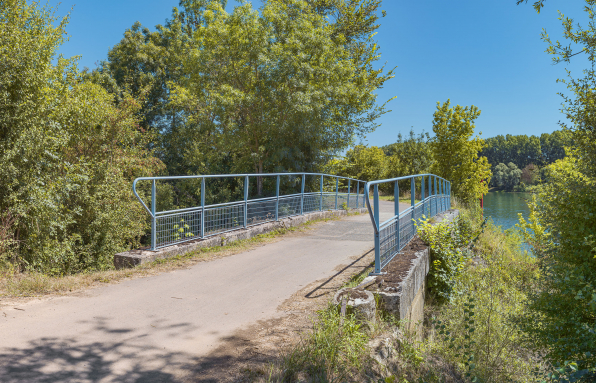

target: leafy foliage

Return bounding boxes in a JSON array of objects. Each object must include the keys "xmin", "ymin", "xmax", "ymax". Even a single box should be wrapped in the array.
[
  {"xmin": 96, "ymin": 0, "xmax": 394, "ymax": 180},
  {"xmin": 430, "ymin": 100, "xmax": 492, "ymax": 203},
  {"xmin": 417, "ymin": 211, "xmax": 481, "ymax": 303},
  {"xmin": 492, "ymin": 162, "xmax": 523, "ymax": 191},
  {"xmin": 515, "ymin": 0, "xmax": 596, "ymax": 377},
  {"xmin": 0, "ymin": 0, "xmax": 162, "ymax": 273}
]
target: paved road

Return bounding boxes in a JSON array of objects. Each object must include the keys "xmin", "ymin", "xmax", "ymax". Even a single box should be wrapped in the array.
[{"xmin": 0, "ymin": 201, "xmax": 405, "ymax": 382}]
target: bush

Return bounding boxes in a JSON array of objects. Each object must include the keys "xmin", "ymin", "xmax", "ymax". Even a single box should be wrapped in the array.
[
  {"xmin": 0, "ymin": 0, "xmax": 162, "ymax": 274},
  {"xmin": 417, "ymin": 209, "xmax": 481, "ymax": 303},
  {"xmin": 429, "ymin": 219, "xmax": 544, "ymax": 383}
]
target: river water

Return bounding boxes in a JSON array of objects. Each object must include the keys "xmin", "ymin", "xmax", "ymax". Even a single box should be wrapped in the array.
[{"xmin": 482, "ymin": 192, "xmax": 532, "ymax": 231}]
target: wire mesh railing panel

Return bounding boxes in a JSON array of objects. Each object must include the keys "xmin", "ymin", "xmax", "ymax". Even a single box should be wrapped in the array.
[
  {"xmin": 155, "ymin": 209, "xmax": 202, "ymax": 249},
  {"xmin": 247, "ymin": 198, "xmax": 277, "ymax": 226},
  {"xmin": 336, "ymin": 193, "xmax": 348, "ymax": 209},
  {"xmin": 430, "ymin": 195, "xmax": 437, "ymax": 217},
  {"xmin": 414, "ymin": 203, "xmax": 424, "ymax": 222},
  {"xmin": 379, "ymin": 218, "xmax": 399, "ymax": 269},
  {"xmin": 204, "ymin": 203, "xmax": 244, "ymax": 236},
  {"xmin": 422, "ymin": 198, "xmax": 431, "ymax": 218},
  {"xmin": 278, "ymin": 195, "xmax": 301, "ymax": 218},
  {"xmin": 322, "ymin": 193, "xmax": 338, "ymax": 210},
  {"xmin": 347, "ymin": 194, "xmax": 364, "ymax": 209},
  {"xmin": 399, "ymin": 208, "xmax": 416, "ymax": 249},
  {"xmin": 303, "ymin": 194, "xmax": 320, "ymax": 213}
]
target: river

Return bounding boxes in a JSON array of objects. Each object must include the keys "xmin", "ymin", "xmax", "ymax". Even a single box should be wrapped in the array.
[{"xmin": 482, "ymin": 191, "xmax": 532, "ymax": 231}]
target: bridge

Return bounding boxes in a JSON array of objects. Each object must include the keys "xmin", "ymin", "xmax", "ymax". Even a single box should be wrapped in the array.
[{"xmin": 0, "ymin": 172, "xmax": 450, "ymax": 382}]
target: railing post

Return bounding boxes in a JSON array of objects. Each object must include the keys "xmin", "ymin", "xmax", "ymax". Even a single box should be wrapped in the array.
[
  {"xmin": 439, "ymin": 179, "xmax": 445, "ymax": 213},
  {"xmin": 200, "ymin": 177, "xmax": 205, "ymax": 238},
  {"xmin": 421, "ymin": 176, "xmax": 425, "ymax": 218},
  {"xmin": 320, "ymin": 175, "xmax": 323, "ymax": 211},
  {"xmin": 395, "ymin": 180, "xmax": 400, "ymax": 252},
  {"xmin": 335, "ymin": 177, "xmax": 338, "ymax": 210},
  {"xmin": 411, "ymin": 177, "xmax": 415, "ymax": 235},
  {"xmin": 428, "ymin": 175, "xmax": 432, "ymax": 217},
  {"xmin": 347, "ymin": 179, "xmax": 351, "ymax": 210},
  {"xmin": 300, "ymin": 174, "xmax": 305, "ymax": 215},
  {"xmin": 356, "ymin": 181, "xmax": 360, "ymax": 208},
  {"xmin": 449, "ymin": 182, "xmax": 451, "ymax": 208},
  {"xmin": 244, "ymin": 175, "xmax": 249, "ymax": 227},
  {"xmin": 434, "ymin": 176, "xmax": 438, "ymax": 215},
  {"xmin": 151, "ymin": 179, "xmax": 156, "ymax": 250},
  {"xmin": 275, "ymin": 175, "xmax": 280, "ymax": 221},
  {"xmin": 374, "ymin": 184, "xmax": 381, "ymax": 274}
]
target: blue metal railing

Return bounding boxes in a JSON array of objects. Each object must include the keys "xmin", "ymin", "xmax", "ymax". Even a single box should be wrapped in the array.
[
  {"xmin": 364, "ymin": 174, "xmax": 451, "ymax": 274},
  {"xmin": 133, "ymin": 173, "xmax": 367, "ymax": 250}
]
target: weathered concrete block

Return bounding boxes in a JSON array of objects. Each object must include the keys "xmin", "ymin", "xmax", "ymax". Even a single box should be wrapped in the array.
[{"xmin": 333, "ymin": 288, "xmax": 376, "ymax": 324}]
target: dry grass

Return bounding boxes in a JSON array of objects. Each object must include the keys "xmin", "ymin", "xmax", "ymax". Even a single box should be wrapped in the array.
[{"xmin": 0, "ymin": 213, "xmax": 360, "ymax": 301}]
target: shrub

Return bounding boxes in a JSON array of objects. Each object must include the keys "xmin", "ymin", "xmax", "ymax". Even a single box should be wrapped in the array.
[
  {"xmin": 0, "ymin": 0, "xmax": 162, "ymax": 274},
  {"xmin": 417, "ymin": 209, "xmax": 481, "ymax": 303},
  {"xmin": 429, "ymin": 219, "xmax": 544, "ymax": 383}
]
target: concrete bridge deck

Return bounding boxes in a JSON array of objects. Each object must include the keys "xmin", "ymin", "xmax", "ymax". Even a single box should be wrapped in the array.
[{"xmin": 0, "ymin": 201, "xmax": 405, "ymax": 382}]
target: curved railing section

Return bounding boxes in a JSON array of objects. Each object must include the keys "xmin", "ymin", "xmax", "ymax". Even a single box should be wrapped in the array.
[
  {"xmin": 364, "ymin": 174, "xmax": 451, "ymax": 275},
  {"xmin": 133, "ymin": 173, "xmax": 367, "ymax": 250}
]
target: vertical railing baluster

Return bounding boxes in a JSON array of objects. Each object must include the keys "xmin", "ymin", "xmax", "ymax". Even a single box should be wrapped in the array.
[
  {"xmin": 335, "ymin": 177, "xmax": 338, "ymax": 210},
  {"xmin": 411, "ymin": 177, "xmax": 415, "ymax": 237},
  {"xmin": 300, "ymin": 174, "xmax": 305, "ymax": 215},
  {"xmin": 244, "ymin": 175, "xmax": 249, "ymax": 228},
  {"xmin": 356, "ymin": 181, "xmax": 360, "ymax": 209},
  {"xmin": 151, "ymin": 179, "xmax": 156, "ymax": 250},
  {"xmin": 428, "ymin": 175, "xmax": 432, "ymax": 217},
  {"xmin": 200, "ymin": 177, "xmax": 205, "ymax": 238},
  {"xmin": 320, "ymin": 175, "xmax": 323, "ymax": 211},
  {"xmin": 373, "ymin": 184, "xmax": 381, "ymax": 274},
  {"xmin": 421, "ymin": 175, "xmax": 425, "ymax": 219},
  {"xmin": 275, "ymin": 175, "xmax": 280, "ymax": 221},
  {"xmin": 439, "ymin": 179, "xmax": 445, "ymax": 213},
  {"xmin": 395, "ymin": 180, "xmax": 400, "ymax": 253},
  {"xmin": 347, "ymin": 179, "xmax": 351, "ymax": 210},
  {"xmin": 434, "ymin": 176, "xmax": 438, "ymax": 215}
]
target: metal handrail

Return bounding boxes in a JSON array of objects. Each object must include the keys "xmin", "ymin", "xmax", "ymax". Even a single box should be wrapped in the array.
[
  {"xmin": 364, "ymin": 173, "xmax": 451, "ymax": 274},
  {"xmin": 133, "ymin": 172, "xmax": 366, "ymax": 250}
]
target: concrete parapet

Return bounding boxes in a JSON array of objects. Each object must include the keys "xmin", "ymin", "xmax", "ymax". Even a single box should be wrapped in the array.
[
  {"xmin": 361, "ymin": 209, "xmax": 460, "ymax": 335},
  {"xmin": 114, "ymin": 208, "xmax": 367, "ymax": 269}
]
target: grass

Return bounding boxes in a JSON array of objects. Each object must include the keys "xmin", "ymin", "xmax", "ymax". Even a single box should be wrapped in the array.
[
  {"xmin": 0, "ymin": 211, "xmax": 362, "ymax": 300},
  {"xmin": 377, "ymin": 195, "xmax": 421, "ymax": 204}
]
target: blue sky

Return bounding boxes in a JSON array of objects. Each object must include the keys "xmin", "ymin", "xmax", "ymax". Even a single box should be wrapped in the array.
[{"xmin": 48, "ymin": 0, "xmax": 589, "ymax": 147}]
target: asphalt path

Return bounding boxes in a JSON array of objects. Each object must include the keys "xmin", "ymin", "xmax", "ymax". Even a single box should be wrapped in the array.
[{"xmin": 0, "ymin": 201, "xmax": 408, "ymax": 382}]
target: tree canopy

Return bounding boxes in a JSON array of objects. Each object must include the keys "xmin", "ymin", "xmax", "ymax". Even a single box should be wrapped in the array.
[{"xmin": 430, "ymin": 100, "xmax": 491, "ymax": 203}]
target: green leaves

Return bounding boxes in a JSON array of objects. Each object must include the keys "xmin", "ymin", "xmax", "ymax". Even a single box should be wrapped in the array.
[
  {"xmin": 430, "ymin": 100, "xmax": 492, "ymax": 204},
  {"xmin": 0, "ymin": 0, "xmax": 163, "ymax": 273}
]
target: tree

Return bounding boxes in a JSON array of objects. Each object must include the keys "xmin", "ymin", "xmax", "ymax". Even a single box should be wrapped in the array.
[
  {"xmin": 517, "ymin": 0, "xmax": 596, "ymax": 375},
  {"xmin": 332, "ymin": 145, "xmax": 388, "ymax": 182},
  {"xmin": 168, "ymin": 0, "xmax": 393, "ymax": 194},
  {"xmin": 96, "ymin": 0, "xmax": 394, "ymax": 180},
  {"xmin": 492, "ymin": 163, "xmax": 522, "ymax": 191},
  {"xmin": 520, "ymin": 163, "xmax": 540, "ymax": 185},
  {"xmin": 0, "ymin": 0, "xmax": 162, "ymax": 273},
  {"xmin": 382, "ymin": 128, "xmax": 433, "ymax": 177},
  {"xmin": 430, "ymin": 100, "xmax": 492, "ymax": 204}
]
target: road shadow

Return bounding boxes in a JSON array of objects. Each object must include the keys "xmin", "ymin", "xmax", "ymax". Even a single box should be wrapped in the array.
[
  {"xmin": 0, "ymin": 317, "xmax": 200, "ymax": 383},
  {"xmin": 305, "ymin": 248, "xmax": 373, "ymax": 299}
]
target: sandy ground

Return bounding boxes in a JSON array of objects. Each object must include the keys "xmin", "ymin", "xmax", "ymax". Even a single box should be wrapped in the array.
[{"xmin": 0, "ymin": 201, "xmax": 405, "ymax": 382}]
